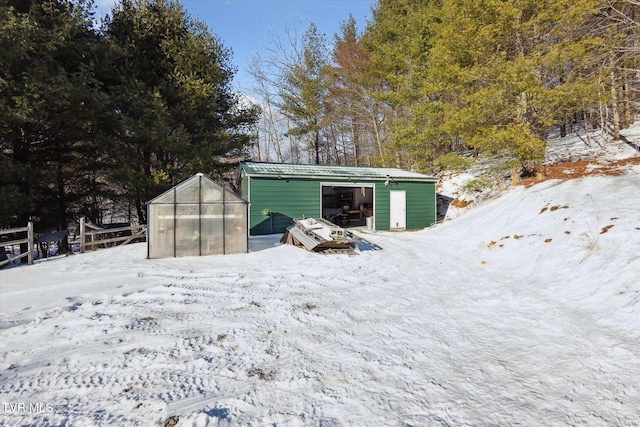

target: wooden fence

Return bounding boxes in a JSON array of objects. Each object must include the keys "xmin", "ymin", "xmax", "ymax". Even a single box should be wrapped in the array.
[
  {"xmin": 79, "ymin": 217, "xmax": 146, "ymax": 253},
  {"xmin": 0, "ymin": 219, "xmax": 145, "ymax": 268},
  {"xmin": 0, "ymin": 222, "xmax": 34, "ymax": 267}
]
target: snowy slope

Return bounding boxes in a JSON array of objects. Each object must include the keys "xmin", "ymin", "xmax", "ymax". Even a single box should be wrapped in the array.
[
  {"xmin": 438, "ymin": 122, "xmax": 640, "ymax": 221},
  {"xmin": 1, "ymin": 137, "xmax": 639, "ymax": 426}
]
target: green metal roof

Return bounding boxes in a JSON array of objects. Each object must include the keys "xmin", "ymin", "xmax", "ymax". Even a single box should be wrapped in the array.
[{"xmin": 240, "ymin": 161, "xmax": 437, "ymax": 182}]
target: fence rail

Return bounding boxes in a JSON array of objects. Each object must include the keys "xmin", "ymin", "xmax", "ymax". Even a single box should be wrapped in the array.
[
  {"xmin": 0, "ymin": 222, "xmax": 34, "ymax": 267},
  {"xmin": 79, "ymin": 218, "xmax": 146, "ymax": 252},
  {"xmin": 1, "ymin": 219, "xmax": 145, "ymax": 268}
]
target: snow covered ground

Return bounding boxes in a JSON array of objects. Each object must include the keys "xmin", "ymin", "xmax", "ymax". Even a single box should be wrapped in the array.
[
  {"xmin": 437, "ymin": 122, "xmax": 640, "ymax": 220},
  {"xmin": 1, "ymin": 127, "xmax": 639, "ymax": 426}
]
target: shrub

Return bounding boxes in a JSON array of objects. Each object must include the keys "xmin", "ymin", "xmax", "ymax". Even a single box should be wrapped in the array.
[
  {"xmin": 434, "ymin": 152, "xmax": 475, "ymax": 172},
  {"xmin": 463, "ymin": 176, "xmax": 494, "ymax": 193}
]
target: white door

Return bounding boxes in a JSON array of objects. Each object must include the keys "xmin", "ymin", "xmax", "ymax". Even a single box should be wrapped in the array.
[{"xmin": 389, "ymin": 190, "xmax": 406, "ymax": 230}]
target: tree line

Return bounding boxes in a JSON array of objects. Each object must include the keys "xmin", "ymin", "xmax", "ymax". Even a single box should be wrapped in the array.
[
  {"xmin": 249, "ymin": 0, "xmax": 639, "ymax": 183},
  {"xmin": 1, "ymin": 0, "xmax": 638, "ymax": 233},
  {"xmin": 1, "ymin": 0, "xmax": 258, "ymax": 231}
]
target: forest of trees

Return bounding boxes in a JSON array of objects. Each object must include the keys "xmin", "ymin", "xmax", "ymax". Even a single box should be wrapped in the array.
[
  {"xmin": 250, "ymin": 0, "xmax": 639, "ymax": 179},
  {"xmin": 1, "ymin": 0, "xmax": 638, "ymax": 233},
  {"xmin": 0, "ymin": 0, "xmax": 258, "ymax": 230}
]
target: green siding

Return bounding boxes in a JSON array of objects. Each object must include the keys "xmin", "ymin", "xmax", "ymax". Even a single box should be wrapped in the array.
[
  {"xmin": 374, "ymin": 182, "xmax": 435, "ymax": 230},
  {"xmin": 248, "ymin": 178, "xmax": 321, "ymax": 235},
  {"xmin": 240, "ymin": 173, "xmax": 249, "ymax": 201},
  {"xmin": 375, "ymin": 187, "xmax": 390, "ymax": 231},
  {"xmin": 245, "ymin": 176, "xmax": 436, "ymax": 235},
  {"xmin": 404, "ymin": 181, "xmax": 437, "ymax": 230}
]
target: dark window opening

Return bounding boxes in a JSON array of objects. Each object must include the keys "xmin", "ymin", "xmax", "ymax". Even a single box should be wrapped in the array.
[{"xmin": 322, "ymin": 185, "xmax": 373, "ymax": 228}]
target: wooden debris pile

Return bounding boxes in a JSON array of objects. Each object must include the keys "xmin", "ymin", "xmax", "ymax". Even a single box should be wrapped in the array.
[{"xmin": 280, "ymin": 218, "xmax": 360, "ymax": 253}]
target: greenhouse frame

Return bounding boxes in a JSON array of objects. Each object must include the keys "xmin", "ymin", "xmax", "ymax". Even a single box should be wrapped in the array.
[{"xmin": 147, "ymin": 173, "xmax": 248, "ymax": 258}]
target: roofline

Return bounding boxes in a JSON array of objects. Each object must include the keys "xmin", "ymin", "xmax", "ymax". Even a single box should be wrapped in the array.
[
  {"xmin": 238, "ymin": 161, "xmax": 438, "ymax": 182},
  {"xmin": 241, "ymin": 172, "xmax": 437, "ymax": 182},
  {"xmin": 148, "ymin": 172, "xmax": 247, "ymax": 204}
]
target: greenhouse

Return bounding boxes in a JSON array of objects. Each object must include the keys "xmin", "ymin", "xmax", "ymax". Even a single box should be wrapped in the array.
[{"xmin": 147, "ymin": 173, "xmax": 248, "ymax": 258}]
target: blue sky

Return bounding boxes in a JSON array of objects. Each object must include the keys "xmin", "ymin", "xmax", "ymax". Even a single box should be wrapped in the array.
[{"xmin": 96, "ymin": 0, "xmax": 375, "ymax": 91}]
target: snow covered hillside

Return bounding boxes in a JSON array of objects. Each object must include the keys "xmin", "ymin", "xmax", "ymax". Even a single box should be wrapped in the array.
[{"xmin": 1, "ymin": 133, "xmax": 639, "ymax": 426}]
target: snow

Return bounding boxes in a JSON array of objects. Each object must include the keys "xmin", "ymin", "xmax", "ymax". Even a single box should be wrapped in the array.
[
  {"xmin": 545, "ymin": 125, "xmax": 640, "ymax": 163},
  {"xmin": 438, "ymin": 122, "xmax": 640, "ymax": 220},
  {"xmin": 2, "ymin": 127, "xmax": 640, "ymax": 426}
]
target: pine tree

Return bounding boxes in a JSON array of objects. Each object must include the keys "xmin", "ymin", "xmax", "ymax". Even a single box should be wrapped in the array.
[
  {"xmin": 101, "ymin": 0, "xmax": 258, "ymax": 222},
  {"xmin": 427, "ymin": 0, "xmax": 610, "ymax": 177},
  {"xmin": 594, "ymin": 0, "xmax": 640, "ymax": 138},
  {"xmin": 0, "ymin": 0, "xmax": 105, "ymax": 230},
  {"xmin": 362, "ymin": 0, "xmax": 443, "ymax": 170},
  {"xmin": 277, "ymin": 22, "xmax": 330, "ymax": 165}
]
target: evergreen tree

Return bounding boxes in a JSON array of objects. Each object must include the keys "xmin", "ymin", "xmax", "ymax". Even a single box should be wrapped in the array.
[
  {"xmin": 429, "ymin": 0, "xmax": 537, "ymax": 176},
  {"xmin": 101, "ymin": 0, "xmax": 258, "ymax": 222},
  {"xmin": 0, "ymin": 0, "xmax": 105, "ymax": 230},
  {"xmin": 359, "ymin": 0, "xmax": 636, "ymax": 176},
  {"xmin": 278, "ymin": 22, "xmax": 330, "ymax": 165},
  {"xmin": 594, "ymin": 0, "xmax": 640, "ymax": 138},
  {"xmin": 363, "ymin": 0, "xmax": 443, "ymax": 170},
  {"xmin": 427, "ymin": 0, "xmax": 610, "ymax": 178}
]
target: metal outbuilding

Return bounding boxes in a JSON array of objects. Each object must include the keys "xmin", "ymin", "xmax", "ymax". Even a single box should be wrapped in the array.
[
  {"xmin": 237, "ymin": 162, "xmax": 438, "ymax": 235},
  {"xmin": 147, "ymin": 173, "xmax": 248, "ymax": 258}
]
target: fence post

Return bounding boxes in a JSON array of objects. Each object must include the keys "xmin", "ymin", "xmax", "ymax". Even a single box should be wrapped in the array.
[
  {"xmin": 80, "ymin": 217, "xmax": 85, "ymax": 253},
  {"xmin": 27, "ymin": 221, "xmax": 34, "ymax": 265}
]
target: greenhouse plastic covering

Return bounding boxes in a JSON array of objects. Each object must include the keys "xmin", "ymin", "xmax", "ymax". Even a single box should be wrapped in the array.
[{"xmin": 147, "ymin": 173, "xmax": 248, "ymax": 258}]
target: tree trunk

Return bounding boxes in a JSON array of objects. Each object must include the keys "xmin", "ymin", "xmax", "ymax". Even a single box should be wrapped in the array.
[
  {"xmin": 144, "ymin": 149, "xmax": 152, "ymax": 180},
  {"xmin": 372, "ymin": 114, "xmax": 384, "ymax": 158},
  {"xmin": 314, "ymin": 130, "xmax": 320, "ymax": 165},
  {"xmin": 610, "ymin": 65, "xmax": 621, "ymax": 140},
  {"xmin": 599, "ymin": 101, "xmax": 608, "ymax": 145},
  {"xmin": 624, "ymin": 78, "xmax": 635, "ymax": 128},
  {"xmin": 136, "ymin": 195, "xmax": 146, "ymax": 224},
  {"xmin": 584, "ymin": 114, "xmax": 592, "ymax": 147},
  {"xmin": 620, "ymin": 81, "xmax": 629, "ymax": 129},
  {"xmin": 254, "ymin": 129, "xmax": 262, "ymax": 161},
  {"xmin": 352, "ymin": 122, "xmax": 360, "ymax": 166},
  {"xmin": 56, "ymin": 146, "xmax": 68, "ymax": 231}
]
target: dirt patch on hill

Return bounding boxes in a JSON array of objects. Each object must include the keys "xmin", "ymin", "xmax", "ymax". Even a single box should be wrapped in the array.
[
  {"xmin": 520, "ymin": 156, "xmax": 640, "ymax": 187},
  {"xmin": 451, "ymin": 198, "xmax": 471, "ymax": 208}
]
